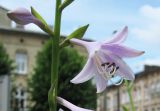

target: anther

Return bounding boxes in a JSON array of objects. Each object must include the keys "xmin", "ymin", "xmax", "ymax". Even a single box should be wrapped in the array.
[
  {"xmin": 116, "ymin": 66, "xmax": 119, "ymax": 71},
  {"xmin": 101, "ymin": 63, "xmax": 106, "ymax": 67},
  {"xmin": 108, "ymin": 62, "xmax": 115, "ymax": 68},
  {"xmin": 101, "ymin": 62, "xmax": 110, "ymax": 67},
  {"xmin": 110, "ymin": 66, "xmax": 117, "ymax": 75},
  {"xmin": 106, "ymin": 62, "xmax": 110, "ymax": 65}
]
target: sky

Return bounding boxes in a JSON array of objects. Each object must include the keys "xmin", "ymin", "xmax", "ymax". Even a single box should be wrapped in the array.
[{"xmin": 0, "ymin": 0, "xmax": 160, "ymax": 73}]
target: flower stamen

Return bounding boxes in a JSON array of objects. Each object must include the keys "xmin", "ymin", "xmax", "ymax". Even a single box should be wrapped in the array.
[{"xmin": 93, "ymin": 52, "xmax": 120, "ymax": 81}]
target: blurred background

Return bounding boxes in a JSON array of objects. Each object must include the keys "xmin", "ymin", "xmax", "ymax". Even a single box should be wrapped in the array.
[{"xmin": 0, "ymin": 0, "xmax": 160, "ymax": 111}]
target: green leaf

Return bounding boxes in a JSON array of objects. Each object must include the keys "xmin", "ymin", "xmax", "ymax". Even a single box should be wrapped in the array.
[
  {"xmin": 48, "ymin": 82, "xmax": 57, "ymax": 110},
  {"xmin": 31, "ymin": 7, "xmax": 48, "ymax": 25},
  {"xmin": 59, "ymin": 0, "xmax": 74, "ymax": 11},
  {"xmin": 67, "ymin": 24, "xmax": 89, "ymax": 40},
  {"xmin": 60, "ymin": 24, "xmax": 89, "ymax": 48},
  {"xmin": 31, "ymin": 7, "xmax": 54, "ymax": 36},
  {"xmin": 121, "ymin": 105, "xmax": 129, "ymax": 111}
]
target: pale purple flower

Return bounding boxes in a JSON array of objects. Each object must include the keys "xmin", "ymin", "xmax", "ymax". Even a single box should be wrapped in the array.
[
  {"xmin": 7, "ymin": 7, "xmax": 43, "ymax": 27},
  {"xmin": 57, "ymin": 97, "xmax": 94, "ymax": 111},
  {"xmin": 70, "ymin": 26, "xmax": 144, "ymax": 93}
]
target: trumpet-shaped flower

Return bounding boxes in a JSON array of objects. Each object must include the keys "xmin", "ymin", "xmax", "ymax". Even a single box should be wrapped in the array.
[
  {"xmin": 70, "ymin": 26, "xmax": 144, "ymax": 93},
  {"xmin": 57, "ymin": 97, "xmax": 94, "ymax": 111},
  {"xmin": 7, "ymin": 7, "xmax": 43, "ymax": 27}
]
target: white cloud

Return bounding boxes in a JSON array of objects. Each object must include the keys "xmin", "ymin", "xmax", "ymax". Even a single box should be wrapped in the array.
[
  {"xmin": 140, "ymin": 5, "xmax": 160, "ymax": 21},
  {"xmin": 131, "ymin": 5, "xmax": 160, "ymax": 45},
  {"xmin": 142, "ymin": 58, "xmax": 160, "ymax": 66},
  {"xmin": 132, "ymin": 58, "xmax": 160, "ymax": 73},
  {"xmin": 136, "ymin": 58, "xmax": 160, "ymax": 68}
]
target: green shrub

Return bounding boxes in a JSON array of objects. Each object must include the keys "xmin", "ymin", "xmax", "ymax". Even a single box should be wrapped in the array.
[
  {"xmin": 0, "ymin": 43, "xmax": 13, "ymax": 75},
  {"xmin": 28, "ymin": 40, "xmax": 96, "ymax": 111}
]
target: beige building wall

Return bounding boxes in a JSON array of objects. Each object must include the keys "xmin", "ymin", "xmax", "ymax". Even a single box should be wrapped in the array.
[
  {"xmin": 0, "ymin": 28, "xmax": 48, "ymax": 87},
  {"xmin": 0, "ymin": 6, "xmax": 11, "ymax": 28},
  {"xmin": 0, "ymin": 6, "xmax": 88, "ymax": 110},
  {"xmin": 0, "ymin": 27, "xmax": 49, "ymax": 110},
  {"xmin": 0, "ymin": 26, "xmax": 88, "ymax": 110}
]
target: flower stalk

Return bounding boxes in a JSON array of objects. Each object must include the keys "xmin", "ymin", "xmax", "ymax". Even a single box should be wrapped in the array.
[
  {"xmin": 125, "ymin": 80, "xmax": 135, "ymax": 111},
  {"xmin": 49, "ymin": 0, "xmax": 62, "ymax": 111}
]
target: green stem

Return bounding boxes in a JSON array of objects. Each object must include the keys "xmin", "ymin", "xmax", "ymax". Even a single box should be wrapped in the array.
[
  {"xmin": 125, "ymin": 80, "xmax": 135, "ymax": 111},
  {"xmin": 128, "ymin": 89, "xmax": 135, "ymax": 111},
  {"xmin": 48, "ymin": 0, "xmax": 62, "ymax": 111}
]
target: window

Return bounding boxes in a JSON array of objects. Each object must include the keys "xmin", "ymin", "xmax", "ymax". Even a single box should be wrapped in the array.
[
  {"xmin": 144, "ymin": 109, "xmax": 148, "ymax": 111},
  {"xmin": 144, "ymin": 85, "xmax": 149, "ymax": 100},
  {"xmin": 13, "ymin": 87, "xmax": 27, "ymax": 111},
  {"xmin": 157, "ymin": 107, "xmax": 160, "ymax": 111},
  {"xmin": 113, "ymin": 92, "xmax": 117, "ymax": 107},
  {"xmin": 106, "ymin": 96, "xmax": 111, "ymax": 109},
  {"xmin": 121, "ymin": 91, "xmax": 129, "ymax": 103},
  {"xmin": 152, "ymin": 108, "xmax": 155, "ymax": 111},
  {"xmin": 16, "ymin": 52, "xmax": 27, "ymax": 74},
  {"xmin": 136, "ymin": 87, "xmax": 141, "ymax": 101}
]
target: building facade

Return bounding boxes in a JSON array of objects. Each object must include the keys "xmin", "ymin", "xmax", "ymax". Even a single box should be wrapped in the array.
[
  {"xmin": 0, "ymin": 6, "xmax": 88, "ymax": 111},
  {"xmin": 97, "ymin": 65, "xmax": 160, "ymax": 111},
  {"xmin": 0, "ymin": 6, "xmax": 11, "ymax": 28},
  {"xmin": 0, "ymin": 27, "xmax": 50, "ymax": 110}
]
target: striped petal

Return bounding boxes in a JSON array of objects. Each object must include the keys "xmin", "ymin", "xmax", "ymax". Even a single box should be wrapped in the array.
[
  {"xmin": 101, "ymin": 44, "xmax": 144, "ymax": 58},
  {"xmin": 7, "ymin": 7, "xmax": 44, "ymax": 30},
  {"xmin": 70, "ymin": 38, "xmax": 88, "ymax": 47},
  {"xmin": 105, "ymin": 26, "xmax": 128, "ymax": 44},
  {"xmin": 7, "ymin": 8, "xmax": 37, "ymax": 25},
  {"xmin": 70, "ymin": 58, "xmax": 94, "ymax": 84},
  {"xmin": 101, "ymin": 50, "xmax": 135, "ymax": 80},
  {"xmin": 94, "ymin": 74, "xmax": 107, "ymax": 93},
  {"xmin": 57, "ymin": 97, "xmax": 94, "ymax": 111}
]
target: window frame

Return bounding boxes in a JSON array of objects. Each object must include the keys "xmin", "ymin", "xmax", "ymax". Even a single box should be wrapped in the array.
[{"xmin": 15, "ymin": 51, "xmax": 28, "ymax": 75}]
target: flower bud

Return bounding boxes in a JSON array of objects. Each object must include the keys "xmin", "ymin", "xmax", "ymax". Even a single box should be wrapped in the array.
[{"xmin": 7, "ymin": 8, "xmax": 39, "ymax": 25}]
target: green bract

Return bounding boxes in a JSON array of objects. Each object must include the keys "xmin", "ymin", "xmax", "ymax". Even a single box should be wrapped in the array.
[
  {"xmin": 31, "ymin": 7, "xmax": 53, "ymax": 36},
  {"xmin": 67, "ymin": 24, "xmax": 89, "ymax": 40},
  {"xmin": 31, "ymin": 7, "xmax": 48, "ymax": 26},
  {"xmin": 59, "ymin": 0, "xmax": 74, "ymax": 11},
  {"xmin": 60, "ymin": 24, "xmax": 89, "ymax": 48},
  {"xmin": 122, "ymin": 105, "xmax": 129, "ymax": 111}
]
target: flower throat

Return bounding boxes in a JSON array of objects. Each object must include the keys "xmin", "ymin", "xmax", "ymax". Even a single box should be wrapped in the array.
[{"xmin": 93, "ymin": 52, "xmax": 123, "ymax": 85}]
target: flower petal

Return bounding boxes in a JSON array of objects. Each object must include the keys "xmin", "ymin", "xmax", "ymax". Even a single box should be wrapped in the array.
[
  {"xmin": 70, "ymin": 39, "xmax": 101, "ymax": 57},
  {"xmin": 101, "ymin": 44, "xmax": 144, "ymax": 58},
  {"xmin": 7, "ymin": 7, "xmax": 36, "ymax": 25},
  {"xmin": 7, "ymin": 7, "xmax": 44, "ymax": 30},
  {"xmin": 57, "ymin": 97, "xmax": 94, "ymax": 111},
  {"xmin": 70, "ymin": 58, "xmax": 94, "ymax": 84},
  {"xmin": 94, "ymin": 74, "xmax": 107, "ymax": 93},
  {"xmin": 105, "ymin": 26, "xmax": 128, "ymax": 44},
  {"xmin": 70, "ymin": 38, "xmax": 88, "ymax": 47},
  {"xmin": 100, "ymin": 50, "xmax": 135, "ymax": 80}
]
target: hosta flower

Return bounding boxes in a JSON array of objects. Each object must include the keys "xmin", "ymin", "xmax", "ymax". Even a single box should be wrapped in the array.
[
  {"xmin": 57, "ymin": 97, "xmax": 93, "ymax": 111},
  {"xmin": 70, "ymin": 26, "xmax": 144, "ymax": 93},
  {"xmin": 7, "ymin": 7, "xmax": 43, "ymax": 27}
]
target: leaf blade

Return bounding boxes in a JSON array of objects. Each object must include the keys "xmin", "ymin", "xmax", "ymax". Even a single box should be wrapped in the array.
[
  {"xmin": 67, "ymin": 24, "xmax": 89, "ymax": 40},
  {"xmin": 31, "ymin": 6, "xmax": 48, "ymax": 25}
]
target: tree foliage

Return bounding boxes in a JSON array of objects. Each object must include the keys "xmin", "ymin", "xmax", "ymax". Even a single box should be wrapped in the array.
[
  {"xmin": 0, "ymin": 42, "xmax": 13, "ymax": 75},
  {"xmin": 28, "ymin": 40, "xmax": 96, "ymax": 111}
]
